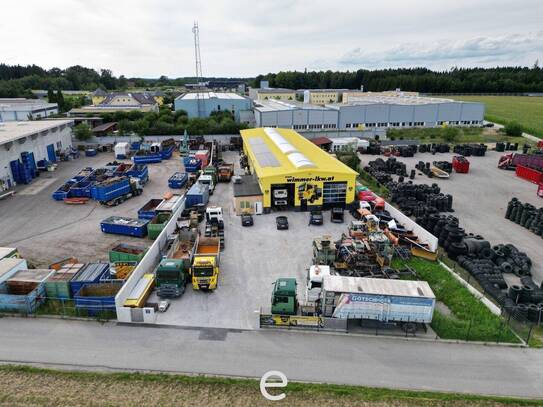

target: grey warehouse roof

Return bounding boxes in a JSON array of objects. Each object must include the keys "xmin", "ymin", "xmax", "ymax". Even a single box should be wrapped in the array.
[
  {"xmin": 177, "ymin": 92, "xmax": 247, "ymax": 101},
  {"xmin": 0, "ymin": 120, "xmax": 73, "ymax": 146},
  {"xmin": 254, "ymin": 99, "xmax": 329, "ymax": 112},
  {"xmin": 335, "ymin": 94, "xmax": 468, "ymax": 107}
]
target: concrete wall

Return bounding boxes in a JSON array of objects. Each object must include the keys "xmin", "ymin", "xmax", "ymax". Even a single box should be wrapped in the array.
[
  {"xmin": 0, "ymin": 124, "xmax": 72, "ymax": 186},
  {"xmin": 115, "ymin": 196, "xmax": 186, "ymax": 323}
]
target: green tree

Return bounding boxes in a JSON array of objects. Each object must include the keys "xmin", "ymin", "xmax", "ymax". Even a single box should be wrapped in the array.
[
  {"xmin": 74, "ymin": 123, "xmax": 92, "ymax": 141},
  {"xmin": 47, "ymin": 89, "xmax": 56, "ymax": 103},
  {"xmin": 56, "ymin": 89, "xmax": 65, "ymax": 111},
  {"xmin": 504, "ymin": 121, "xmax": 523, "ymax": 137}
]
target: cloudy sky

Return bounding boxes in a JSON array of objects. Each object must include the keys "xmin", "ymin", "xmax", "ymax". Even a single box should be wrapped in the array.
[{"xmin": 3, "ymin": 0, "xmax": 543, "ymax": 78}]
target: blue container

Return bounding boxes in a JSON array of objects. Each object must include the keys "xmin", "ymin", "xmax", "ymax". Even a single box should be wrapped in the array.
[
  {"xmin": 137, "ymin": 198, "xmax": 164, "ymax": 220},
  {"xmin": 126, "ymin": 164, "xmax": 149, "ymax": 184},
  {"xmin": 168, "ymin": 172, "xmax": 188, "ymax": 189},
  {"xmin": 91, "ymin": 178, "xmax": 131, "ymax": 202},
  {"xmin": 184, "ymin": 158, "xmax": 202, "ymax": 173},
  {"xmin": 74, "ymin": 282, "xmax": 122, "ymax": 316},
  {"xmin": 85, "ymin": 148, "xmax": 97, "ymax": 157},
  {"xmin": 160, "ymin": 145, "xmax": 175, "ymax": 160},
  {"xmin": 185, "ymin": 183, "xmax": 210, "ymax": 207},
  {"xmin": 100, "ymin": 216, "xmax": 149, "ymax": 238},
  {"xmin": 69, "ymin": 263, "xmax": 109, "ymax": 296},
  {"xmin": 0, "ymin": 282, "xmax": 46, "ymax": 314}
]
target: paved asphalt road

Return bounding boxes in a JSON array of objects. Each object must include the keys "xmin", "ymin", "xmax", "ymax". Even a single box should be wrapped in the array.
[{"xmin": 1, "ymin": 318, "xmax": 542, "ymax": 399}]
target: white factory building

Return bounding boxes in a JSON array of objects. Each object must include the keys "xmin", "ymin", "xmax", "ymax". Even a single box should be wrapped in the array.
[
  {"xmin": 0, "ymin": 120, "xmax": 73, "ymax": 191},
  {"xmin": 0, "ymin": 98, "xmax": 59, "ymax": 122},
  {"xmin": 253, "ymin": 94, "xmax": 485, "ymax": 137}
]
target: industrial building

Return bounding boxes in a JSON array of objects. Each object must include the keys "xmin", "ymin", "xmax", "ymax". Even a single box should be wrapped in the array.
[
  {"xmin": 303, "ymin": 89, "xmax": 346, "ymax": 105},
  {"xmin": 253, "ymin": 95, "xmax": 484, "ymax": 137},
  {"xmin": 0, "ymin": 98, "xmax": 58, "ymax": 121},
  {"xmin": 174, "ymin": 92, "xmax": 252, "ymax": 121},
  {"xmin": 69, "ymin": 91, "xmax": 159, "ymax": 116},
  {"xmin": 240, "ymin": 127, "xmax": 357, "ymax": 212},
  {"xmin": 0, "ymin": 120, "xmax": 73, "ymax": 190}
]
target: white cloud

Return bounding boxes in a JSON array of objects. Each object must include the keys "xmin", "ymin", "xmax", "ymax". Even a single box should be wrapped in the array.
[{"xmin": 340, "ymin": 31, "xmax": 543, "ymax": 69}]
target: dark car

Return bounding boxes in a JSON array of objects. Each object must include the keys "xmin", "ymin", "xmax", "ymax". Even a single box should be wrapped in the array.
[
  {"xmin": 241, "ymin": 214, "xmax": 254, "ymax": 227},
  {"xmin": 276, "ymin": 216, "xmax": 289, "ymax": 230},
  {"xmin": 309, "ymin": 210, "xmax": 323, "ymax": 225},
  {"xmin": 331, "ymin": 207, "xmax": 344, "ymax": 223}
]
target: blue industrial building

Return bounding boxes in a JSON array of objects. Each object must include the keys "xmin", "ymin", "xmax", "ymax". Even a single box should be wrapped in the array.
[{"xmin": 174, "ymin": 92, "xmax": 252, "ymax": 121}]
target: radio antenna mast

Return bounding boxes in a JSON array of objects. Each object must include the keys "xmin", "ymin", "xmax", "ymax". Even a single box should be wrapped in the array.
[{"xmin": 192, "ymin": 21, "xmax": 205, "ymax": 117}]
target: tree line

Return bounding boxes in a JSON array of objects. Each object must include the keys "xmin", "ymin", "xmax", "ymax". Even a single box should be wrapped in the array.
[
  {"xmin": 74, "ymin": 108, "xmax": 248, "ymax": 140},
  {"xmin": 253, "ymin": 66, "xmax": 543, "ymax": 93}
]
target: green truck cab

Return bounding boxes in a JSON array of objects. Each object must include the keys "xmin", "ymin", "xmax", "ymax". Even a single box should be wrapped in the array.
[
  {"xmin": 156, "ymin": 259, "xmax": 186, "ymax": 298},
  {"xmin": 271, "ymin": 278, "xmax": 298, "ymax": 315}
]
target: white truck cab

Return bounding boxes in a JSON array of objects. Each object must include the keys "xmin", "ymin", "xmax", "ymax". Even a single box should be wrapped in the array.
[
  {"xmin": 306, "ymin": 265, "xmax": 331, "ymax": 304},
  {"xmin": 206, "ymin": 206, "xmax": 223, "ymax": 223},
  {"xmin": 198, "ymin": 174, "xmax": 215, "ymax": 193}
]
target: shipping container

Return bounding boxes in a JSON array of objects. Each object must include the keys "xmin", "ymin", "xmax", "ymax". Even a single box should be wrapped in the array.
[
  {"xmin": 137, "ymin": 198, "xmax": 164, "ymax": 220},
  {"xmin": 185, "ymin": 183, "xmax": 210, "ymax": 207},
  {"xmin": 114, "ymin": 142, "xmax": 131, "ymax": 159},
  {"xmin": 0, "ymin": 258, "xmax": 28, "ymax": 284},
  {"xmin": 0, "ymin": 247, "xmax": 19, "ymax": 260},
  {"xmin": 109, "ymin": 244, "xmax": 147, "ymax": 263},
  {"xmin": 100, "ymin": 216, "xmax": 149, "ymax": 238},
  {"xmin": 147, "ymin": 213, "xmax": 172, "ymax": 240},
  {"xmin": 91, "ymin": 177, "xmax": 131, "ymax": 202},
  {"xmin": 168, "ymin": 172, "xmax": 188, "ymax": 189},
  {"xmin": 45, "ymin": 264, "xmax": 84, "ymax": 299},
  {"xmin": 321, "ymin": 275, "xmax": 435, "ymax": 324},
  {"xmin": 70, "ymin": 263, "xmax": 110, "ymax": 296},
  {"xmin": 155, "ymin": 194, "xmax": 183, "ymax": 214},
  {"xmin": 74, "ymin": 282, "xmax": 123, "ymax": 316}
]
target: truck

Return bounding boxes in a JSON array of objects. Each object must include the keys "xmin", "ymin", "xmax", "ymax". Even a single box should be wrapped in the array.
[
  {"xmin": 90, "ymin": 176, "xmax": 143, "ymax": 206},
  {"xmin": 191, "ymin": 237, "xmax": 220, "ymax": 291},
  {"xmin": 205, "ymin": 206, "xmax": 224, "ymax": 249},
  {"xmin": 217, "ymin": 163, "xmax": 234, "ymax": 182},
  {"xmin": 197, "ymin": 174, "xmax": 215, "ymax": 194},
  {"xmin": 321, "ymin": 275, "xmax": 435, "ymax": 332},
  {"xmin": 271, "ymin": 278, "xmax": 298, "ymax": 315},
  {"xmin": 155, "ymin": 259, "xmax": 186, "ymax": 298}
]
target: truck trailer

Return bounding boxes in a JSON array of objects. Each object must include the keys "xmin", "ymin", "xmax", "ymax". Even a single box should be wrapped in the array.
[{"xmin": 191, "ymin": 237, "xmax": 220, "ymax": 291}]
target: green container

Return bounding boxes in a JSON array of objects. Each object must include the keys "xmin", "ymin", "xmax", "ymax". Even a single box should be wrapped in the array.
[
  {"xmin": 147, "ymin": 213, "xmax": 172, "ymax": 240},
  {"xmin": 109, "ymin": 243, "xmax": 147, "ymax": 263}
]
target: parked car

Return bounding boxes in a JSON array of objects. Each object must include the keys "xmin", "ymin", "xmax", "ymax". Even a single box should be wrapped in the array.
[
  {"xmin": 241, "ymin": 214, "xmax": 254, "ymax": 227},
  {"xmin": 276, "ymin": 216, "xmax": 289, "ymax": 230},
  {"xmin": 331, "ymin": 207, "xmax": 344, "ymax": 223},
  {"xmin": 309, "ymin": 210, "xmax": 323, "ymax": 225},
  {"xmin": 158, "ymin": 300, "xmax": 170, "ymax": 312}
]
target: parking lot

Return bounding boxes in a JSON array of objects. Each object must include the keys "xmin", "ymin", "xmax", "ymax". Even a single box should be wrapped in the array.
[
  {"xmin": 359, "ymin": 150, "xmax": 543, "ymax": 285},
  {"xmin": 0, "ymin": 152, "xmax": 183, "ymax": 267},
  {"xmin": 151, "ymin": 151, "xmax": 352, "ymax": 329}
]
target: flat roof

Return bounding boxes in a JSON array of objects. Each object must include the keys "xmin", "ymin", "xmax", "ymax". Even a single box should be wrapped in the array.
[
  {"xmin": 92, "ymin": 122, "xmax": 117, "ymax": 132},
  {"xmin": 254, "ymin": 99, "xmax": 329, "ymax": 112},
  {"xmin": 233, "ymin": 175, "xmax": 263, "ymax": 197},
  {"xmin": 0, "ymin": 98, "xmax": 57, "ymax": 110},
  {"xmin": 257, "ymin": 88, "xmax": 295, "ymax": 94},
  {"xmin": 240, "ymin": 127, "xmax": 358, "ymax": 179},
  {"xmin": 177, "ymin": 92, "xmax": 247, "ymax": 101},
  {"xmin": 0, "ymin": 120, "xmax": 73, "ymax": 146},
  {"xmin": 334, "ymin": 94, "xmax": 473, "ymax": 107},
  {"xmin": 323, "ymin": 275, "xmax": 435, "ymax": 299}
]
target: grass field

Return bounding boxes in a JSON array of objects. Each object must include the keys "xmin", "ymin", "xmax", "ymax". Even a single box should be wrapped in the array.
[
  {"xmin": 387, "ymin": 126, "xmax": 527, "ymax": 145},
  {"xmin": 1, "ymin": 365, "xmax": 542, "ymax": 406},
  {"xmin": 447, "ymin": 96, "xmax": 543, "ymax": 138},
  {"xmin": 393, "ymin": 258, "xmax": 520, "ymax": 344}
]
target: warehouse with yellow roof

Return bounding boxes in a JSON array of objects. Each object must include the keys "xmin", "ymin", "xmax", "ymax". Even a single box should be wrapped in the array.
[{"xmin": 239, "ymin": 127, "xmax": 358, "ymax": 213}]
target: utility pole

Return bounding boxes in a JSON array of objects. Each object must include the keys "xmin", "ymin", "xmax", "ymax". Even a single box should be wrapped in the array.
[{"xmin": 192, "ymin": 21, "xmax": 205, "ymax": 118}]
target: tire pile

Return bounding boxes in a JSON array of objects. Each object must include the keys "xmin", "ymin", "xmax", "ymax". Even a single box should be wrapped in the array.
[
  {"xmin": 506, "ymin": 198, "xmax": 543, "ymax": 237},
  {"xmin": 364, "ymin": 158, "xmax": 407, "ymax": 184},
  {"xmin": 453, "ymin": 144, "xmax": 487, "ymax": 157},
  {"xmin": 416, "ymin": 211, "xmax": 540, "ymax": 321},
  {"xmin": 433, "ymin": 161, "xmax": 453, "ymax": 173},
  {"xmin": 418, "ymin": 143, "xmax": 450, "ymax": 153},
  {"xmin": 496, "ymin": 142, "xmax": 519, "ymax": 152},
  {"xmin": 388, "ymin": 182, "xmax": 453, "ymax": 216},
  {"xmin": 394, "ymin": 145, "xmax": 417, "ymax": 157}
]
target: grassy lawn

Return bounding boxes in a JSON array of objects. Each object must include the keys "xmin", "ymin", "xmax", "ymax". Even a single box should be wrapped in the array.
[
  {"xmin": 393, "ymin": 258, "xmax": 520, "ymax": 344},
  {"xmin": 447, "ymin": 95, "xmax": 543, "ymax": 138},
  {"xmin": 1, "ymin": 365, "xmax": 542, "ymax": 406},
  {"xmin": 387, "ymin": 126, "xmax": 527, "ymax": 145}
]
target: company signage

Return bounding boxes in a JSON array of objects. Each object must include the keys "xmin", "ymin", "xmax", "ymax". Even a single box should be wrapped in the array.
[
  {"xmin": 260, "ymin": 314, "xmax": 323, "ymax": 328},
  {"xmin": 284, "ymin": 175, "xmax": 335, "ymax": 183}
]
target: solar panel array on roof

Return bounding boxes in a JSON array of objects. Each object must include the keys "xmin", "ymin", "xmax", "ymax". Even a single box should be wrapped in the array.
[{"xmin": 248, "ymin": 137, "xmax": 280, "ymax": 167}]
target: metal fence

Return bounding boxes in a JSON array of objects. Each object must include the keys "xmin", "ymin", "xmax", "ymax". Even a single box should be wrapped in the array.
[{"xmin": 0, "ymin": 296, "xmax": 117, "ymax": 321}]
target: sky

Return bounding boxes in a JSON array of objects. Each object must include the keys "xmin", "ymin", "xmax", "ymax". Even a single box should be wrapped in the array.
[{"xmin": 3, "ymin": 0, "xmax": 543, "ymax": 78}]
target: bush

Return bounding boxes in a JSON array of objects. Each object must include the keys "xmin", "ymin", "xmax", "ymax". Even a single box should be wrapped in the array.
[
  {"xmin": 74, "ymin": 123, "xmax": 92, "ymax": 141},
  {"xmin": 443, "ymin": 127, "xmax": 460, "ymax": 142},
  {"xmin": 504, "ymin": 121, "xmax": 523, "ymax": 137}
]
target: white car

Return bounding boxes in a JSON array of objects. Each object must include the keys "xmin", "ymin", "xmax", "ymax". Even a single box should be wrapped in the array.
[{"xmin": 158, "ymin": 300, "xmax": 170, "ymax": 312}]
